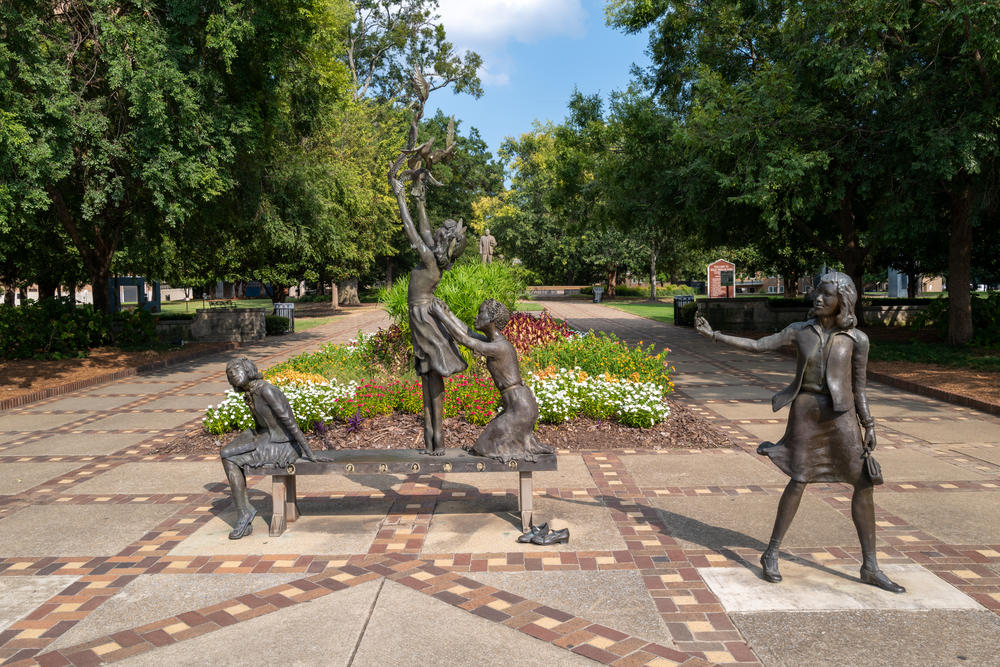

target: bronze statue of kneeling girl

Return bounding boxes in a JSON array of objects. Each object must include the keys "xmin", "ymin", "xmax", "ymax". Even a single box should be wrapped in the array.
[
  {"xmin": 430, "ymin": 298, "xmax": 554, "ymax": 464},
  {"xmin": 696, "ymin": 272, "xmax": 904, "ymax": 593}
]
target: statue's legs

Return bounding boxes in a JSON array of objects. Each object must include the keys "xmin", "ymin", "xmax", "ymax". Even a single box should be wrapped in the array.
[
  {"xmin": 852, "ymin": 483, "xmax": 905, "ymax": 592},
  {"xmin": 760, "ymin": 480, "xmax": 806, "ymax": 582},
  {"xmin": 221, "ymin": 447, "xmax": 256, "ymax": 539},
  {"xmin": 421, "ymin": 371, "xmax": 446, "ymax": 455}
]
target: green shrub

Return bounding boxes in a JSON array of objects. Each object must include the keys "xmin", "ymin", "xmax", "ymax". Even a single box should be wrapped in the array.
[
  {"xmin": 676, "ymin": 301, "xmax": 698, "ymax": 326},
  {"xmin": 523, "ymin": 332, "xmax": 674, "ymax": 392},
  {"xmin": 265, "ymin": 315, "xmax": 290, "ymax": 335},
  {"xmin": 110, "ymin": 309, "xmax": 158, "ymax": 348},
  {"xmin": 908, "ymin": 292, "xmax": 1000, "ymax": 346},
  {"xmin": 0, "ymin": 299, "xmax": 108, "ymax": 359},
  {"xmin": 267, "ymin": 341, "xmax": 378, "ymax": 383},
  {"xmin": 379, "ymin": 261, "xmax": 526, "ymax": 341}
]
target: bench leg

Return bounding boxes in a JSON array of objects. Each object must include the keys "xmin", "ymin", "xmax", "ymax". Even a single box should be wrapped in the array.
[
  {"xmin": 518, "ymin": 471, "xmax": 533, "ymax": 532},
  {"xmin": 270, "ymin": 475, "xmax": 288, "ymax": 537},
  {"xmin": 286, "ymin": 474, "xmax": 299, "ymax": 522}
]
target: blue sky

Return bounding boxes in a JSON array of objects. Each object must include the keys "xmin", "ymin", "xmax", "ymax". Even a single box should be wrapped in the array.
[{"xmin": 432, "ymin": 0, "xmax": 651, "ymax": 161}]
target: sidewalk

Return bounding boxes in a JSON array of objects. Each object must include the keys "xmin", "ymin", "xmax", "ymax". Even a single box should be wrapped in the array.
[{"xmin": 0, "ymin": 302, "xmax": 997, "ymax": 666}]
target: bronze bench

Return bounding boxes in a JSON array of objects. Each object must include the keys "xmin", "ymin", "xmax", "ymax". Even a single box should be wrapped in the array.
[{"xmin": 252, "ymin": 448, "xmax": 558, "ymax": 536}]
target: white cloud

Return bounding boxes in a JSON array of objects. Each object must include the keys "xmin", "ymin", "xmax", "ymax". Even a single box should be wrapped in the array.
[{"xmin": 437, "ymin": 0, "xmax": 587, "ymax": 47}]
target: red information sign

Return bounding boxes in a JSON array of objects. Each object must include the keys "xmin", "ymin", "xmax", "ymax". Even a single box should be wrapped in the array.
[{"xmin": 707, "ymin": 259, "xmax": 736, "ymax": 298}]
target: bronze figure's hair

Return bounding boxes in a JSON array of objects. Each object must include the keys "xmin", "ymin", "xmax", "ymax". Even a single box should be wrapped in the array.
[
  {"xmin": 433, "ymin": 219, "xmax": 467, "ymax": 269},
  {"xmin": 226, "ymin": 357, "xmax": 263, "ymax": 382},
  {"xmin": 479, "ymin": 298, "xmax": 511, "ymax": 332},
  {"xmin": 810, "ymin": 271, "xmax": 857, "ymax": 329}
]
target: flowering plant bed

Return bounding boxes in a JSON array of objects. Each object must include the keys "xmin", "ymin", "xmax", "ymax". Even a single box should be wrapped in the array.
[{"xmin": 202, "ymin": 312, "xmax": 681, "ymax": 440}]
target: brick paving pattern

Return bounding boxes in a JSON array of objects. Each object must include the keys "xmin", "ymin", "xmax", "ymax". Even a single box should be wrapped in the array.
[{"xmin": 0, "ymin": 301, "xmax": 997, "ymax": 666}]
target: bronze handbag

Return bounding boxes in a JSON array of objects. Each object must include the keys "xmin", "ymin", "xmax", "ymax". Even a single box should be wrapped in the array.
[{"xmin": 862, "ymin": 449, "xmax": 884, "ymax": 485}]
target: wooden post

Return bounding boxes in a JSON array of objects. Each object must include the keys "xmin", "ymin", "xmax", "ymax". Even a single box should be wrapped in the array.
[
  {"xmin": 518, "ymin": 471, "xmax": 533, "ymax": 532},
  {"xmin": 270, "ymin": 475, "xmax": 288, "ymax": 536}
]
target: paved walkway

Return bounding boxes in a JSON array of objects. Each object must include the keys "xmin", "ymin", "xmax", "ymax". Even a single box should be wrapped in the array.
[{"xmin": 0, "ymin": 301, "xmax": 998, "ymax": 666}]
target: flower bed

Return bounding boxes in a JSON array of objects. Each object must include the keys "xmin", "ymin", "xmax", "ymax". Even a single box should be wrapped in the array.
[{"xmin": 203, "ymin": 313, "xmax": 675, "ymax": 434}]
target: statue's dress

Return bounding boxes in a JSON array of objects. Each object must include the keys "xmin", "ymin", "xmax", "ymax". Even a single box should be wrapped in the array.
[
  {"xmin": 758, "ymin": 327, "xmax": 865, "ymax": 485},
  {"xmin": 223, "ymin": 382, "xmax": 300, "ymax": 468},
  {"xmin": 471, "ymin": 346, "xmax": 554, "ymax": 463},
  {"xmin": 410, "ymin": 297, "xmax": 467, "ymax": 377}
]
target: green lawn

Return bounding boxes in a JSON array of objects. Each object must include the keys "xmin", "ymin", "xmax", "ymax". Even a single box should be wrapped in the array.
[
  {"xmin": 295, "ymin": 315, "xmax": 339, "ymax": 332},
  {"xmin": 604, "ymin": 300, "xmax": 675, "ymax": 324},
  {"xmin": 516, "ymin": 301, "xmax": 545, "ymax": 312},
  {"xmin": 869, "ymin": 341, "xmax": 1000, "ymax": 373},
  {"xmin": 158, "ymin": 298, "xmax": 273, "ymax": 314}
]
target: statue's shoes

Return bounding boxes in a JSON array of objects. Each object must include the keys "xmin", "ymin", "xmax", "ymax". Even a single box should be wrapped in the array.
[
  {"xmin": 531, "ymin": 528, "xmax": 569, "ymax": 546},
  {"xmin": 517, "ymin": 523, "xmax": 549, "ymax": 543},
  {"xmin": 756, "ymin": 441, "xmax": 777, "ymax": 455},
  {"xmin": 860, "ymin": 567, "xmax": 906, "ymax": 593},
  {"xmin": 229, "ymin": 509, "xmax": 256, "ymax": 540},
  {"xmin": 760, "ymin": 551, "xmax": 782, "ymax": 583}
]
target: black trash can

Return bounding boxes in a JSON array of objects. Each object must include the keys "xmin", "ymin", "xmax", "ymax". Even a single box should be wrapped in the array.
[
  {"xmin": 673, "ymin": 295, "xmax": 695, "ymax": 326},
  {"xmin": 273, "ymin": 302, "xmax": 295, "ymax": 333}
]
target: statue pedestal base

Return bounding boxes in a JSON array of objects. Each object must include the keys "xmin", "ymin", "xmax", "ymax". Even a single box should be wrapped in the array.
[{"xmin": 251, "ymin": 448, "xmax": 558, "ymax": 536}]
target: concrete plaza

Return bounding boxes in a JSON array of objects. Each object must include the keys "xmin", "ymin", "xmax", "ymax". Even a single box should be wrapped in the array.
[{"xmin": 0, "ymin": 302, "xmax": 997, "ymax": 666}]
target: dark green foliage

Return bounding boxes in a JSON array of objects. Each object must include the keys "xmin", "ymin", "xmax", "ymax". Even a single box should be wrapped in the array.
[
  {"xmin": 109, "ymin": 310, "xmax": 157, "ymax": 349},
  {"xmin": 0, "ymin": 300, "xmax": 105, "ymax": 359},
  {"xmin": 910, "ymin": 294, "xmax": 1000, "ymax": 347},
  {"xmin": 265, "ymin": 315, "xmax": 290, "ymax": 336},
  {"xmin": 379, "ymin": 261, "xmax": 526, "ymax": 340}
]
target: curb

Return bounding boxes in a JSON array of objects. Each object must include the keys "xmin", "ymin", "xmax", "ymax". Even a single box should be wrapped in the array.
[
  {"xmin": 0, "ymin": 342, "xmax": 240, "ymax": 413},
  {"xmin": 867, "ymin": 370, "xmax": 1000, "ymax": 416}
]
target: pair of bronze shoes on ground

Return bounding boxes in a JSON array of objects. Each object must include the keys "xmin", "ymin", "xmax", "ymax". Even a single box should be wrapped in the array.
[
  {"xmin": 760, "ymin": 551, "xmax": 905, "ymax": 593},
  {"xmin": 517, "ymin": 523, "xmax": 569, "ymax": 545}
]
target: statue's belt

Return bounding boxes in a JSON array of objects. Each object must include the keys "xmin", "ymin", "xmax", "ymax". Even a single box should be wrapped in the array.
[{"xmin": 499, "ymin": 381, "xmax": 525, "ymax": 394}]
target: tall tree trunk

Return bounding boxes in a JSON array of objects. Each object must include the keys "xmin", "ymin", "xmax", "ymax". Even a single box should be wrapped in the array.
[
  {"xmin": 947, "ymin": 178, "xmax": 974, "ymax": 344},
  {"xmin": 906, "ymin": 271, "xmax": 919, "ymax": 299},
  {"xmin": 338, "ymin": 278, "xmax": 361, "ymax": 306},
  {"xmin": 606, "ymin": 268, "xmax": 617, "ymax": 298},
  {"xmin": 648, "ymin": 242, "xmax": 658, "ymax": 301},
  {"xmin": 330, "ymin": 281, "xmax": 339, "ymax": 309},
  {"xmin": 37, "ymin": 279, "xmax": 58, "ymax": 301},
  {"xmin": 3, "ymin": 288, "xmax": 14, "ymax": 306}
]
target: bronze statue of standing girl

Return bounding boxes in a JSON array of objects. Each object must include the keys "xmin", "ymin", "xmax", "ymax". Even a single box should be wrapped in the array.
[{"xmin": 696, "ymin": 271, "xmax": 904, "ymax": 593}]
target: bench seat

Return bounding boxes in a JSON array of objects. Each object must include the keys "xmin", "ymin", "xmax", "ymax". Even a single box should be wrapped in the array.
[{"xmin": 251, "ymin": 448, "xmax": 558, "ymax": 536}]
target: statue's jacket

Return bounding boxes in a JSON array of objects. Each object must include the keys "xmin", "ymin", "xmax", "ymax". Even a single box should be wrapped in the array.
[{"xmin": 719, "ymin": 320, "xmax": 872, "ymax": 424}]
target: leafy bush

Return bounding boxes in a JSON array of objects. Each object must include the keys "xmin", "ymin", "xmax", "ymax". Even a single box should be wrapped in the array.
[
  {"xmin": 267, "ymin": 341, "xmax": 379, "ymax": 383},
  {"xmin": 110, "ymin": 309, "xmax": 158, "ymax": 348},
  {"xmin": 379, "ymin": 261, "xmax": 526, "ymax": 340},
  {"xmin": 353, "ymin": 324, "xmax": 411, "ymax": 373},
  {"xmin": 502, "ymin": 311, "xmax": 572, "ymax": 354},
  {"xmin": 675, "ymin": 301, "xmax": 698, "ymax": 326},
  {"xmin": 908, "ymin": 292, "xmax": 1000, "ymax": 346},
  {"xmin": 0, "ymin": 299, "xmax": 107, "ymax": 359},
  {"xmin": 265, "ymin": 315, "xmax": 290, "ymax": 335},
  {"xmin": 523, "ymin": 332, "xmax": 674, "ymax": 391},
  {"xmin": 292, "ymin": 293, "xmax": 332, "ymax": 303}
]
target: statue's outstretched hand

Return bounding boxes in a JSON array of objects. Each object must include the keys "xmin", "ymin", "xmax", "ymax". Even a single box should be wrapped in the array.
[{"xmin": 694, "ymin": 315, "xmax": 713, "ymax": 339}]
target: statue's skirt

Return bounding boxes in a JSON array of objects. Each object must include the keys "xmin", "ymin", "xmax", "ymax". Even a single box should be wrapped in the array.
[
  {"xmin": 409, "ymin": 302, "xmax": 467, "ymax": 377},
  {"xmin": 758, "ymin": 391, "xmax": 865, "ymax": 486}
]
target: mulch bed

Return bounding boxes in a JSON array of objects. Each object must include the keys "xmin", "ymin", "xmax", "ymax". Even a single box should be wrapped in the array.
[{"xmin": 149, "ymin": 399, "xmax": 734, "ymax": 457}]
